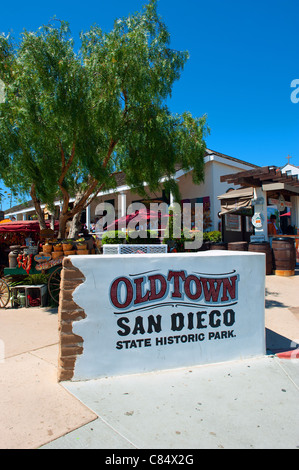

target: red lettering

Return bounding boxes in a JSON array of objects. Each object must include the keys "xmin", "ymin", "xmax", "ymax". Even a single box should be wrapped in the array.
[
  {"xmin": 167, "ymin": 270, "xmax": 186, "ymax": 298},
  {"xmin": 110, "ymin": 272, "xmax": 239, "ymax": 309},
  {"xmin": 148, "ymin": 274, "xmax": 167, "ymax": 301},
  {"xmin": 110, "ymin": 277, "xmax": 133, "ymax": 309},
  {"xmin": 221, "ymin": 275, "xmax": 238, "ymax": 301},
  {"xmin": 184, "ymin": 275, "xmax": 202, "ymax": 300},
  {"xmin": 200, "ymin": 278, "xmax": 223, "ymax": 302},
  {"xmin": 134, "ymin": 277, "xmax": 149, "ymax": 305}
]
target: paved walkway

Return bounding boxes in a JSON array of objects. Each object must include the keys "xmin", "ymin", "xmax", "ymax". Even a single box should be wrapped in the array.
[{"xmin": 0, "ymin": 272, "xmax": 298, "ymax": 449}]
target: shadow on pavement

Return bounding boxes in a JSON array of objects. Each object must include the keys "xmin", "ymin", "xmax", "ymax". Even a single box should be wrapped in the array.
[{"xmin": 266, "ymin": 328, "xmax": 299, "ymax": 354}]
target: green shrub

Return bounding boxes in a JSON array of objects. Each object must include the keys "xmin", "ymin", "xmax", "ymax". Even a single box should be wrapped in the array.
[
  {"xmin": 24, "ymin": 273, "xmax": 50, "ymax": 285},
  {"xmin": 102, "ymin": 230, "xmax": 161, "ymax": 245},
  {"xmin": 102, "ymin": 230, "xmax": 127, "ymax": 245},
  {"xmin": 203, "ymin": 231, "xmax": 222, "ymax": 243},
  {"xmin": 127, "ymin": 230, "xmax": 161, "ymax": 245}
]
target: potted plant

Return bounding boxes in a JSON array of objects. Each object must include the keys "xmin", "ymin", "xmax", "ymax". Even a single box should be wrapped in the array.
[
  {"xmin": 42, "ymin": 242, "xmax": 52, "ymax": 253},
  {"xmin": 75, "ymin": 237, "xmax": 87, "ymax": 250},
  {"xmin": 62, "ymin": 239, "xmax": 74, "ymax": 252},
  {"xmin": 53, "ymin": 242, "xmax": 63, "ymax": 252}
]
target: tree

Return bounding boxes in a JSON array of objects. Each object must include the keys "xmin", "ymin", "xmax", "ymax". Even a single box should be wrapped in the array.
[{"xmin": 0, "ymin": 0, "xmax": 208, "ymax": 238}]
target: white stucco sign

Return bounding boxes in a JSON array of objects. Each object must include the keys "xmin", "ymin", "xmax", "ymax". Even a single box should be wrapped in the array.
[{"xmin": 69, "ymin": 251, "xmax": 265, "ymax": 380}]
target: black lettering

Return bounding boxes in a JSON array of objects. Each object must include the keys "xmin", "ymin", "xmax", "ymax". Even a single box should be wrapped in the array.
[
  {"xmin": 117, "ymin": 317, "xmax": 130, "ymax": 336},
  {"xmin": 132, "ymin": 316, "xmax": 145, "ymax": 335},
  {"xmin": 223, "ymin": 309, "xmax": 235, "ymax": 327},
  {"xmin": 209, "ymin": 310, "xmax": 221, "ymax": 328},
  {"xmin": 171, "ymin": 312, "xmax": 185, "ymax": 331},
  {"xmin": 147, "ymin": 315, "xmax": 162, "ymax": 333},
  {"xmin": 196, "ymin": 311, "xmax": 207, "ymax": 329}
]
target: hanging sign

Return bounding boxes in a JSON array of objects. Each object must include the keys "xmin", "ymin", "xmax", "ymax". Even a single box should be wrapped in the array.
[
  {"xmin": 252, "ymin": 212, "xmax": 264, "ymax": 228},
  {"xmin": 40, "ymin": 228, "xmax": 55, "ymax": 238},
  {"xmin": 278, "ymin": 195, "xmax": 286, "ymax": 212},
  {"xmin": 268, "ymin": 196, "xmax": 291, "ymax": 211},
  {"xmin": 34, "ymin": 253, "xmax": 52, "ymax": 264}
]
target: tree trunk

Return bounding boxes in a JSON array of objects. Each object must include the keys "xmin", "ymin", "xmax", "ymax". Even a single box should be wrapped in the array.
[
  {"xmin": 58, "ymin": 212, "xmax": 69, "ymax": 239},
  {"xmin": 68, "ymin": 212, "xmax": 82, "ymax": 239},
  {"xmin": 67, "ymin": 190, "xmax": 87, "ymax": 239},
  {"xmin": 30, "ymin": 184, "xmax": 47, "ymax": 231},
  {"xmin": 49, "ymin": 214, "xmax": 55, "ymax": 231}
]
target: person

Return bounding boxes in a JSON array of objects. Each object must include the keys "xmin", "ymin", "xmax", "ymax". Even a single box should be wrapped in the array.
[{"xmin": 268, "ymin": 214, "xmax": 278, "ymax": 236}]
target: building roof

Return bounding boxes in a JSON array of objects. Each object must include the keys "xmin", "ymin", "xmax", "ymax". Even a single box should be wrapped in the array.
[
  {"xmin": 205, "ymin": 148, "xmax": 258, "ymax": 169},
  {"xmin": 220, "ymin": 165, "xmax": 299, "ymax": 197}
]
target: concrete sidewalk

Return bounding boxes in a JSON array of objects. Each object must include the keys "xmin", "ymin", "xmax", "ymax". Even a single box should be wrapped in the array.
[{"xmin": 0, "ymin": 272, "xmax": 298, "ymax": 449}]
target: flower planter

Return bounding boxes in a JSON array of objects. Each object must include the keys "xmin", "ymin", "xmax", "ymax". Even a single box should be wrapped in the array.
[
  {"xmin": 76, "ymin": 243, "xmax": 87, "ymax": 250},
  {"xmin": 53, "ymin": 245, "xmax": 63, "ymax": 252},
  {"xmin": 52, "ymin": 251, "xmax": 64, "ymax": 259},
  {"xmin": 43, "ymin": 244, "xmax": 52, "ymax": 253},
  {"xmin": 62, "ymin": 243, "xmax": 73, "ymax": 252},
  {"xmin": 64, "ymin": 250, "xmax": 76, "ymax": 256}
]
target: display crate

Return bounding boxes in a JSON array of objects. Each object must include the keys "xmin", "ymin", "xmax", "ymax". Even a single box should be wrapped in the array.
[
  {"xmin": 10, "ymin": 284, "xmax": 48, "ymax": 308},
  {"xmin": 102, "ymin": 244, "xmax": 168, "ymax": 254}
]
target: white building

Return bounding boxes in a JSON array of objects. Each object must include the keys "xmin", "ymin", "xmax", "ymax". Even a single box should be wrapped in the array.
[
  {"xmin": 4, "ymin": 148, "xmax": 258, "ymax": 232},
  {"xmin": 281, "ymin": 163, "xmax": 299, "ymax": 177}
]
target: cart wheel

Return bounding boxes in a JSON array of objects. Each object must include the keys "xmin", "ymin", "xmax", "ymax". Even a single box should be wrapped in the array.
[
  {"xmin": 0, "ymin": 278, "xmax": 10, "ymax": 308},
  {"xmin": 48, "ymin": 267, "xmax": 62, "ymax": 305}
]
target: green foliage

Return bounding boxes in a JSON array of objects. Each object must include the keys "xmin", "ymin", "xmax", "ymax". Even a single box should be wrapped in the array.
[
  {"xmin": 126, "ymin": 230, "xmax": 161, "ymax": 245},
  {"xmin": 5, "ymin": 273, "xmax": 50, "ymax": 286},
  {"xmin": 0, "ymin": 0, "xmax": 208, "ymax": 237},
  {"xmin": 102, "ymin": 229, "xmax": 160, "ymax": 245},
  {"xmin": 162, "ymin": 214, "xmax": 188, "ymax": 252},
  {"xmin": 4, "ymin": 274, "xmax": 27, "ymax": 286},
  {"xmin": 203, "ymin": 231, "xmax": 222, "ymax": 243},
  {"xmin": 23, "ymin": 273, "xmax": 50, "ymax": 285},
  {"xmin": 102, "ymin": 230, "xmax": 126, "ymax": 245}
]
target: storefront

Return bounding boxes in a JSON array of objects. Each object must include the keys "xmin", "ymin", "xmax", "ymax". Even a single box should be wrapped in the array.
[
  {"xmin": 219, "ymin": 166, "xmax": 299, "ymax": 268},
  {"xmin": 217, "ymin": 187, "xmax": 254, "ymax": 244}
]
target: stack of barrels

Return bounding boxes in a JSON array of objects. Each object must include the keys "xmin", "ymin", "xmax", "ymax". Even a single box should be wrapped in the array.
[
  {"xmin": 210, "ymin": 242, "xmax": 227, "ymax": 250},
  {"xmin": 207, "ymin": 237, "xmax": 296, "ymax": 277},
  {"xmin": 228, "ymin": 241, "xmax": 248, "ymax": 252}
]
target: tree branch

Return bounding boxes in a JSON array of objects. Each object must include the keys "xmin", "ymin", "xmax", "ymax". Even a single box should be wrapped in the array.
[{"xmin": 58, "ymin": 139, "xmax": 76, "ymax": 185}]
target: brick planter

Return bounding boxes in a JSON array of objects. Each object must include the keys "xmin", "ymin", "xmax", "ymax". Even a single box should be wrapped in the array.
[{"xmin": 58, "ymin": 257, "xmax": 86, "ymax": 381}]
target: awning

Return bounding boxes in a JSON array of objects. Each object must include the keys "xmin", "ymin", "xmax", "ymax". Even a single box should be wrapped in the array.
[
  {"xmin": 0, "ymin": 220, "xmax": 59, "ymax": 233},
  {"xmin": 217, "ymin": 188, "xmax": 254, "ymax": 215}
]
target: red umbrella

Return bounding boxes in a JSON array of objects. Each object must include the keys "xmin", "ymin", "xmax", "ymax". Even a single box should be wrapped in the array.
[{"xmin": 105, "ymin": 208, "xmax": 170, "ymax": 231}]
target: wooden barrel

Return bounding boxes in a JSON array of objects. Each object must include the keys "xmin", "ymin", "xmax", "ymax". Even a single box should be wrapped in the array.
[
  {"xmin": 272, "ymin": 237, "xmax": 296, "ymax": 276},
  {"xmin": 228, "ymin": 241, "xmax": 248, "ymax": 251},
  {"xmin": 210, "ymin": 242, "xmax": 227, "ymax": 250},
  {"xmin": 248, "ymin": 242, "xmax": 273, "ymax": 275}
]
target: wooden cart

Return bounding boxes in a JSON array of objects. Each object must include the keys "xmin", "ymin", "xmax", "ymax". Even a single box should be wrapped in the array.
[
  {"xmin": 0, "ymin": 220, "xmax": 62, "ymax": 308},
  {"xmin": 1, "ymin": 256, "xmax": 63, "ymax": 308}
]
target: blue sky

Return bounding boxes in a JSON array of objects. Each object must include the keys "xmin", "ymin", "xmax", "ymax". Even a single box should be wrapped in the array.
[{"xmin": 0, "ymin": 0, "xmax": 298, "ymax": 210}]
